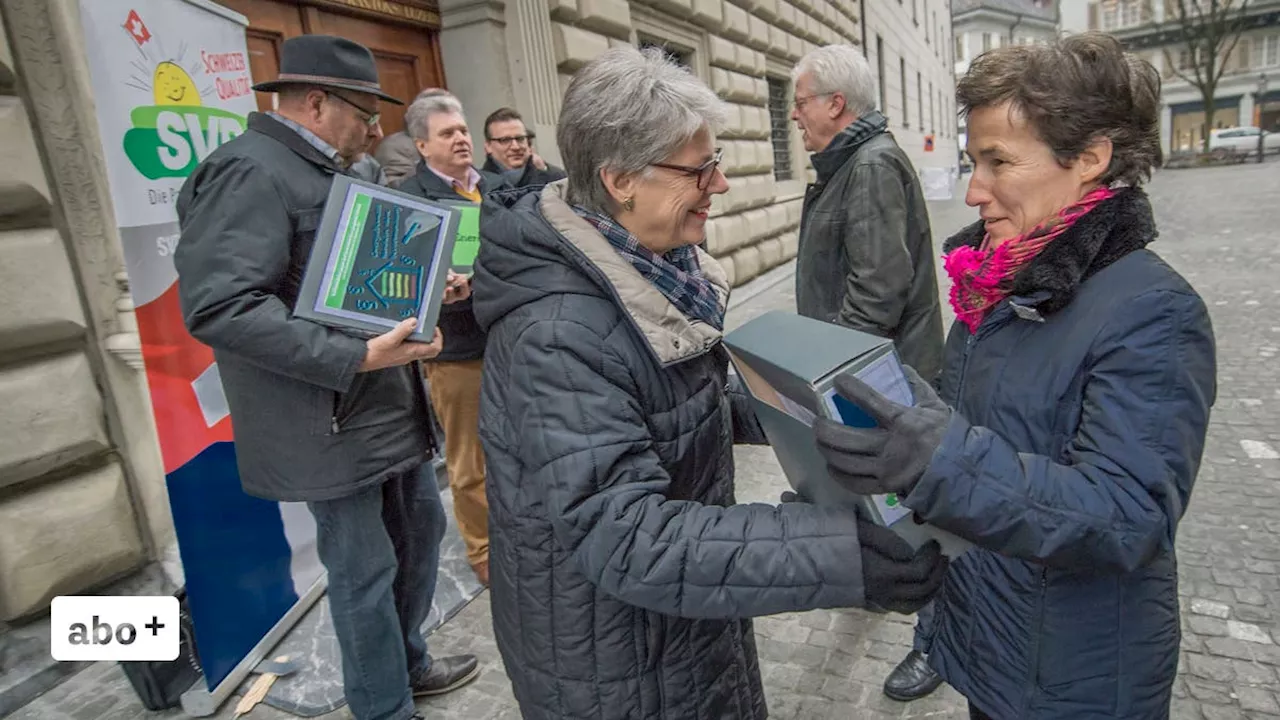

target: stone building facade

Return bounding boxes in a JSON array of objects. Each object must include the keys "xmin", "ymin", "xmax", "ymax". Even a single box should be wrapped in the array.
[
  {"xmin": 0, "ymin": 0, "xmax": 173, "ymax": 622},
  {"xmin": 952, "ymin": 0, "xmax": 1059, "ymax": 79},
  {"xmin": 0, "ymin": 0, "xmax": 954, "ymax": 623},
  {"xmin": 1091, "ymin": 0, "xmax": 1280, "ymax": 155},
  {"xmin": 950, "ymin": 0, "xmax": 1058, "ymax": 153},
  {"xmin": 442, "ymin": 0, "xmax": 957, "ymax": 286}
]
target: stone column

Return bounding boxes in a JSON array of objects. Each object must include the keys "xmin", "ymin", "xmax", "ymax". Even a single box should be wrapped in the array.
[
  {"xmin": 0, "ymin": 0, "xmax": 171, "ymax": 618},
  {"xmin": 438, "ymin": 0, "xmax": 564, "ymax": 165},
  {"xmin": 505, "ymin": 0, "xmax": 564, "ymax": 158},
  {"xmin": 439, "ymin": 0, "xmax": 516, "ymax": 139},
  {"xmin": 1160, "ymin": 101, "xmax": 1173, "ymax": 157},
  {"xmin": 1240, "ymin": 90, "xmax": 1256, "ymax": 129}
]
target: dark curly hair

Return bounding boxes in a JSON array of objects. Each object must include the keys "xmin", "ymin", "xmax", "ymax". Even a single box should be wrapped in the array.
[{"xmin": 956, "ymin": 32, "xmax": 1162, "ymax": 186}]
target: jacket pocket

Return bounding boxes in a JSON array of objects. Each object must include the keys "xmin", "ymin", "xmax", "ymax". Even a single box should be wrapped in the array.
[
  {"xmin": 1034, "ymin": 572, "xmax": 1121, "ymax": 695},
  {"xmin": 644, "ymin": 611, "xmax": 665, "ymax": 668},
  {"xmin": 284, "ymin": 208, "xmax": 325, "ymax": 303}
]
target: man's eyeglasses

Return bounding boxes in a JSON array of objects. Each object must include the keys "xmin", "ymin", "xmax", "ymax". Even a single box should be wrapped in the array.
[
  {"xmin": 327, "ymin": 92, "xmax": 380, "ymax": 128},
  {"xmin": 489, "ymin": 134, "xmax": 533, "ymax": 147},
  {"xmin": 651, "ymin": 148, "xmax": 724, "ymax": 191},
  {"xmin": 793, "ymin": 92, "xmax": 832, "ymax": 111}
]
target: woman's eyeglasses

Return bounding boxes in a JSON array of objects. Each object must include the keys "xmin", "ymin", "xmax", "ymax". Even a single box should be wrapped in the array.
[{"xmin": 651, "ymin": 148, "xmax": 724, "ymax": 191}]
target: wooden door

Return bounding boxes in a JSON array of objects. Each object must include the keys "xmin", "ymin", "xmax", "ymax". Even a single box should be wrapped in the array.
[{"xmin": 212, "ymin": 0, "xmax": 445, "ymax": 139}]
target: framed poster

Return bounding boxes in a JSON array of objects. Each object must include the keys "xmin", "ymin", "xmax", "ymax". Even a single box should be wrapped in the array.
[{"xmin": 294, "ymin": 176, "xmax": 458, "ymax": 343}]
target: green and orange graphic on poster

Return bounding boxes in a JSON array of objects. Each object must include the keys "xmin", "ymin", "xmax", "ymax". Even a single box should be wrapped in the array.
[{"xmin": 319, "ymin": 189, "xmax": 447, "ymax": 322}]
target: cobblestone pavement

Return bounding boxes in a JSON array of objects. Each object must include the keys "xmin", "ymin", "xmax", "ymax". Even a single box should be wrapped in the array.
[{"xmin": 13, "ymin": 162, "xmax": 1280, "ymax": 719}]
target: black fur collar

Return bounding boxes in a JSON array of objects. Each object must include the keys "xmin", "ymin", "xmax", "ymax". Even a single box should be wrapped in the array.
[{"xmin": 942, "ymin": 187, "xmax": 1157, "ymax": 315}]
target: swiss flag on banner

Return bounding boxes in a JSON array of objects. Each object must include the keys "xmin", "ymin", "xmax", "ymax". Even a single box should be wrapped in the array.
[{"xmin": 123, "ymin": 9, "xmax": 152, "ymax": 46}]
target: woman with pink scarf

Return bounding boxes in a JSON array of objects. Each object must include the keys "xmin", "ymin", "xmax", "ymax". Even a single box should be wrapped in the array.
[{"xmin": 812, "ymin": 33, "xmax": 1217, "ymax": 719}]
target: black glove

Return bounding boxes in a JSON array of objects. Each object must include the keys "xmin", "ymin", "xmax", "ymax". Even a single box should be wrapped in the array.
[
  {"xmin": 779, "ymin": 490, "xmax": 807, "ymax": 504},
  {"xmin": 858, "ymin": 520, "xmax": 948, "ymax": 614},
  {"xmin": 814, "ymin": 364, "xmax": 952, "ymax": 498}
]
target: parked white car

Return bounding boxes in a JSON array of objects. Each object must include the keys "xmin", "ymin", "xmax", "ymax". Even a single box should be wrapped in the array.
[{"xmin": 1208, "ymin": 126, "xmax": 1280, "ymax": 157}]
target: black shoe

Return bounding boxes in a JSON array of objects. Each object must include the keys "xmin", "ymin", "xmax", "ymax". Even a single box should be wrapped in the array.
[
  {"xmin": 411, "ymin": 654, "xmax": 480, "ymax": 697},
  {"xmin": 883, "ymin": 649, "xmax": 942, "ymax": 701}
]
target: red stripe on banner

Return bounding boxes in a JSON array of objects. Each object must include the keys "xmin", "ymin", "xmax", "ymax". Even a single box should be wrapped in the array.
[{"xmin": 134, "ymin": 283, "xmax": 234, "ymax": 473}]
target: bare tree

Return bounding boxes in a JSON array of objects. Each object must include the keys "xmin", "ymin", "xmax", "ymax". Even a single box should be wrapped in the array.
[{"xmin": 1156, "ymin": 0, "xmax": 1253, "ymax": 152}]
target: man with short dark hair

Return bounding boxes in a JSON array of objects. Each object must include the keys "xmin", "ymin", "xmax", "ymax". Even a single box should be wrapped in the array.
[
  {"xmin": 174, "ymin": 35, "xmax": 478, "ymax": 720},
  {"xmin": 481, "ymin": 106, "xmax": 566, "ymax": 187}
]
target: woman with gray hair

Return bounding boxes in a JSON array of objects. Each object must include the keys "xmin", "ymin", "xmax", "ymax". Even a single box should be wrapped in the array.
[{"xmin": 470, "ymin": 46, "xmax": 947, "ymax": 720}]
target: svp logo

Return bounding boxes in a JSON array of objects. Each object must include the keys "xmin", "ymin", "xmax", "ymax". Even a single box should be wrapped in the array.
[{"xmin": 118, "ymin": 8, "xmax": 250, "ymax": 180}]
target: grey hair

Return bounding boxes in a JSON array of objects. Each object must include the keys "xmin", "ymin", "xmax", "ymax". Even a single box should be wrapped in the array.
[
  {"xmin": 405, "ymin": 92, "xmax": 464, "ymax": 141},
  {"xmin": 557, "ymin": 46, "xmax": 728, "ymax": 214},
  {"xmin": 791, "ymin": 44, "xmax": 877, "ymax": 117},
  {"xmin": 414, "ymin": 87, "xmax": 454, "ymax": 103}
]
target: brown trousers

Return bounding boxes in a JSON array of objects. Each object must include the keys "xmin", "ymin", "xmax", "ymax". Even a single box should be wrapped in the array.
[{"xmin": 424, "ymin": 359, "xmax": 489, "ymax": 568}]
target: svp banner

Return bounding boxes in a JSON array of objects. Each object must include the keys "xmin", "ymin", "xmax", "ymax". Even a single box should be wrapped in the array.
[{"xmin": 78, "ymin": 0, "xmax": 324, "ymax": 694}]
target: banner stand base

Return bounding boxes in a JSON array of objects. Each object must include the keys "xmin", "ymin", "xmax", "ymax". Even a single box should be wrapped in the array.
[{"xmin": 180, "ymin": 574, "xmax": 328, "ymax": 717}]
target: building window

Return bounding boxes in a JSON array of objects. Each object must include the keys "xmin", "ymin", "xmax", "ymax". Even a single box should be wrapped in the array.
[
  {"xmin": 766, "ymin": 77, "xmax": 793, "ymax": 182},
  {"xmin": 914, "ymin": 0, "xmax": 919, "ymax": 25},
  {"xmin": 1102, "ymin": 2, "xmax": 1118, "ymax": 30},
  {"xmin": 1120, "ymin": 0, "xmax": 1141, "ymax": 27},
  {"xmin": 954, "ymin": 35, "xmax": 962, "ymax": 62},
  {"xmin": 982, "ymin": 33, "xmax": 993, "ymax": 52},
  {"xmin": 877, "ymin": 35, "xmax": 887, "ymax": 114},
  {"xmin": 1178, "ymin": 47, "xmax": 1200, "ymax": 70},
  {"xmin": 925, "ymin": 0, "xmax": 930, "ymax": 40},
  {"xmin": 638, "ymin": 38, "xmax": 692, "ymax": 68},
  {"xmin": 917, "ymin": 71, "xmax": 923, "ymax": 129},
  {"xmin": 930, "ymin": 81, "xmax": 935, "ymax": 132},
  {"xmin": 901, "ymin": 58, "xmax": 908, "ymax": 128},
  {"xmin": 1252, "ymin": 34, "xmax": 1280, "ymax": 68}
]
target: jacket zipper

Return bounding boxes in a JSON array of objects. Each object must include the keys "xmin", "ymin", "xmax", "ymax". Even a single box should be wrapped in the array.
[
  {"xmin": 1024, "ymin": 566, "xmax": 1048, "ymax": 713},
  {"xmin": 961, "ymin": 302, "xmax": 1047, "ymax": 712}
]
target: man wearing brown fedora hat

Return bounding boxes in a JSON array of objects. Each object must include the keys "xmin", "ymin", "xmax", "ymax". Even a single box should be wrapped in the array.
[{"xmin": 174, "ymin": 34, "xmax": 479, "ymax": 720}]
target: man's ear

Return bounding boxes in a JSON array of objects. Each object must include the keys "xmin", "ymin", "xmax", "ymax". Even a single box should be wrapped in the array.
[
  {"xmin": 1076, "ymin": 136, "xmax": 1114, "ymax": 185},
  {"xmin": 599, "ymin": 166, "xmax": 638, "ymax": 207},
  {"xmin": 305, "ymin": 88, "xmax": 328, "ymax": 119},
  {"xmin": 414, "ymin": 138, "xmax": 431, "ymax": 161},
  {"xmin": 828, "ymin": 92, "xmax": 849, "ymax": 120}
]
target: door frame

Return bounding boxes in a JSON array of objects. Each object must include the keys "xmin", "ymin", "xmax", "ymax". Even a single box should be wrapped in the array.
[{"xmin": 298, "ymin": 0, "xmax": 441, "ymax": 29}]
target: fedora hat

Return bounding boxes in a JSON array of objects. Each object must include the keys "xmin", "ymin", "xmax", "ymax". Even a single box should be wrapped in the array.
[{"xmin": 252, "ymin": 35, "xmax": 403, "ymax": 105}]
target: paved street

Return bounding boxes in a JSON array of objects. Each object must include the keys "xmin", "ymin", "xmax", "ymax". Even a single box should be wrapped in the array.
[{"xmin": 13, "ymin": 161, "xmax": 1280, "ymax": 720}]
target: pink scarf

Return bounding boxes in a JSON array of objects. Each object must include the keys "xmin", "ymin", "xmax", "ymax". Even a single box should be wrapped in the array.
[{"xmin": 944, "ymin": 186, "xmax": 1116, "ymax": 333}]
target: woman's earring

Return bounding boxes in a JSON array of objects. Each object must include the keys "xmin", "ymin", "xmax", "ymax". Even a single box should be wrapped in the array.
[{"xmin": 623, "ymin": 197, "xmax": 635, "ymax": 212}]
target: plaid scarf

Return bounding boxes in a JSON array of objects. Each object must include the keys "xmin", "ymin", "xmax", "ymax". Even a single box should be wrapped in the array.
[
  {"xmin": 572, "ymin": 206, "xmax": 726, "ymax": 331},
  {"xmin": 944, "ymin": 186, "xmax": 1117, "ymax": 333},
  {"xmin": 835, "ymin": 110, "xmax": 888, "ymax": 148}
]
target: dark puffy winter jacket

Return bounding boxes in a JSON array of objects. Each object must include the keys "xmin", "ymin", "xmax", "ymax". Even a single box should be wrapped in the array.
[
  {"xmin": 906, "ymin": 188, "xmax": 1217, "ymax": 719},
  {"xmin": 471, "ymin": 180, "xmax": 875, "ymax": 720}
]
